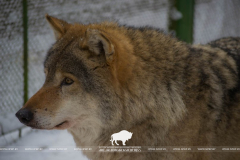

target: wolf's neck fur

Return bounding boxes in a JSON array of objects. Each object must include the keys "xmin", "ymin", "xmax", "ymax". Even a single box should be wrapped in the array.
[
  {"xmin": 68, "ymin": 26, "xmax": 239, "ymax": 159},
  {"xmin": 68, "ymin": 30, "xmax": 191, "ymax": 148}
]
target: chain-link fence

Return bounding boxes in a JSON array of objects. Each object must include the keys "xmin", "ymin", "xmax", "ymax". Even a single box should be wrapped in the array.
[
  {"xmin": 0, "ymin": 0, "xmax": 24, "ymax": 140},
  {"xmin": 194, "ymin": 0, "xmax": 240, "ymax": 44},
  {"xmin": 0, "ymin": 0, "xmax": 240, "ymax": 145}
]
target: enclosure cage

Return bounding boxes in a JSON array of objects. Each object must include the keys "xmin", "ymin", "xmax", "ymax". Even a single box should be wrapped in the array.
[{"xmin": 0, "ymin": 0, "xmax": 240, "ymax": 150}]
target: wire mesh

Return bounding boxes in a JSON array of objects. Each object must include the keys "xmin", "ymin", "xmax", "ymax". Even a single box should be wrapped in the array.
[
  {"xmin": 0, "ymin": 1, "xmax": 24, "ymax": 114},
  {"xmin": 194, "ymin": 0, "xmax": 240, "ymax": 44}
]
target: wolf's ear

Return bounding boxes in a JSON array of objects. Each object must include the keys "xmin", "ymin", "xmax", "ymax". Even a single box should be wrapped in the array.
[
  {"xmin": 80, "ymin": 29, "xmax": 115, "ymax": 64},
  {"xmin": 45, "ymin": 14, "xmax": 71, "ymax": 40}
]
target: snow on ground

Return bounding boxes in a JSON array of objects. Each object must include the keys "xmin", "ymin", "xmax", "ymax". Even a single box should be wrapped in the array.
[
  {"xmin": 1, "ymin": 129, "xmax": 88, "ymax": 160},
  {"xmin": 0, "ymin": 113, "xmax": 24, "ymax": 136}
]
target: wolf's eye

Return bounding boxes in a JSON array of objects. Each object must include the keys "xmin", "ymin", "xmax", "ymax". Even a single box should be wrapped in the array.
[{"xmin": 62, "ymin": 77, "xmax": 74, "ymax": 86}]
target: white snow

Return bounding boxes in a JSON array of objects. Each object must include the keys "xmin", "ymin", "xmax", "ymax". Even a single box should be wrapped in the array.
[
  {"xmin": 0, "ymin": 113, "xmax": 24, "ymax": 135},
  {"xmin": 1, "ymin": 129, "xmax": 88, "ymax": 160}
]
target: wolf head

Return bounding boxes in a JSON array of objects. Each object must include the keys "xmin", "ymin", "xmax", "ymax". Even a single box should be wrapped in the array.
[{"xmin": 15, "ymin": 15, "xmax": 136, "ymax": 131}]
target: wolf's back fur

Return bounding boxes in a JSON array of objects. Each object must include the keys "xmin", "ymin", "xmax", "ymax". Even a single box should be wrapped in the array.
[{"xmin": 19, "ymin": 15, "xmax": 240, "ymax": 160}]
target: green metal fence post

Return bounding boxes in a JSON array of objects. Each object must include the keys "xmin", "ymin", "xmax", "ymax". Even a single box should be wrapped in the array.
[
  {"xmin": 23, "ymin": 0, "xmax": 28, "ymax": 104},
  {"xmin": 22, "ymin": 0, "xmax": 28, "ymax": 138},
  {"xmin": 169, "ymin": 0, "xmax": 195, "ymax": 43}
]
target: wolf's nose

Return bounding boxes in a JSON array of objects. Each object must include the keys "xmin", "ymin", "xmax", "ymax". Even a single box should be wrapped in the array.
[{"xmin": 15, "ymin": 109, "xmax": 34, "ymax": 124}]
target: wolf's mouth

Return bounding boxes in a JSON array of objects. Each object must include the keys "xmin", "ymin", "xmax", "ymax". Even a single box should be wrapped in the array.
[
  {"xmin": 55, "ymin": 121, "xmax": 67, "ymax": 127},
  {"xmin": 53, "ymin": 120, "xmax": 75, "ymax": 130}
]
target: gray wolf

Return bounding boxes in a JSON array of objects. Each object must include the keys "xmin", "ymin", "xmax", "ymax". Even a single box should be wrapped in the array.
[
  {"xmin": 16, "ymin": 14, "xmax": 240, "ymax": 160},
  {"xmin": 110, "ymin": 130, "xmax": 133, "ymax": 145}
]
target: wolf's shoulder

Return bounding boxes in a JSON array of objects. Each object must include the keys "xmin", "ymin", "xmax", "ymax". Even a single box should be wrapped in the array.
[
  {"xmin": 207, "ymin": 37, "xmax": 240, "ymax": 56},
  {"xmin": 119, "ymin": 24, "xmax": 166, "ymax": 34}
]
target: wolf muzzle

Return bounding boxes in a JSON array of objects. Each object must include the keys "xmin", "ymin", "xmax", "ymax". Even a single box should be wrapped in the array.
[{"xmin": 15, "ymin": 108, "xmax": 34, "ymax": 125}]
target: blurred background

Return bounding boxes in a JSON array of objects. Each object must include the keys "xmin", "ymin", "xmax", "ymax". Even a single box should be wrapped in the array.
[{"xmin": 0, "ymin": 0, "xmax": 240, "ymax": 159}]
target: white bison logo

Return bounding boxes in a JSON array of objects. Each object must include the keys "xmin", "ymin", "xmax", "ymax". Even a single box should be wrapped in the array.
[{"xmin": 110, "ymin": 130, "xmax": 133, "ymax": 146}]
